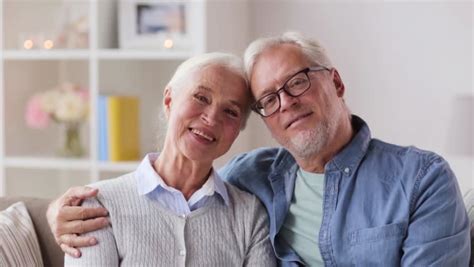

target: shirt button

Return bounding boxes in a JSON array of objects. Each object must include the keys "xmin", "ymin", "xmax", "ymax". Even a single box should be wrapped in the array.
[
  {"xmin": 344, "ymin": 167, "xmax": 350, "ymax": 174},
  {"xmin": 179, "ymin": 249, "xmax": 186, "ymax": 256},
  {"xmin": 180, "ymin": 214, "xmax": 186, "ymax": 218}
]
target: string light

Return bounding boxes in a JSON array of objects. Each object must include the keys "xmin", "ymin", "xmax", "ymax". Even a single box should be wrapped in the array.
[
  {"xmin": 23, "ymin": 39, "xmax": 34, "ymax": 50},
  {"xmin": 163, "ymin": 38, "xmax": 174, "ymax": 49},
  {"xmin": 43, "ymin": 39, "xmax": 54, "ymax": 50}
]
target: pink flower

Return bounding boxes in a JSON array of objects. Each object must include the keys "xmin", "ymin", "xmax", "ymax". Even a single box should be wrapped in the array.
[
  {"xmin": 25, "ymin": 95, "xmax": 50, "ymax": 129},
  {"xmin": 76, "ymin": 87, "xmax": 89, "ymax": 102}
]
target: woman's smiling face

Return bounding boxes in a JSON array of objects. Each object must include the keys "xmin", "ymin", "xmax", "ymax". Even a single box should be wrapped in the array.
[{"xmin": 163, "ymin": 64, "xmax": 250, "ymax": 163}]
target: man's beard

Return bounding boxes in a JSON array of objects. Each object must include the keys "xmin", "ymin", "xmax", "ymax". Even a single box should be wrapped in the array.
[
  {"xmin": 288, "ymin": 119, "xmax": 331, "ymax": 159},
  {"xmin": 283, "ymin": 102, "xmax": 341, "ymax": 159}
]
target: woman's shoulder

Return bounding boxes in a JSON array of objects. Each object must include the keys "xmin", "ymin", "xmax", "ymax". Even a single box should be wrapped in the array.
[
  {"xmin": 86, "ymin": 172, "xmax": 140, "ymax": 208},
  {"xmin": 223, "ymin": 182, "xmax": 265, "ymax": 213},
  {"xmin": 220, "ymin": 182, "xmax": 269, "ymax": 234},
  {"xmin": 90, "ymin": 172, "xmax": 136, "ymax": 191}
]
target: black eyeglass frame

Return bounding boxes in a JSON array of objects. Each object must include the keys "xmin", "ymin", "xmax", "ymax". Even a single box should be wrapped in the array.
[{"xmin": 251, "ymin": 66, "xmax": 330, "ymax": 117}]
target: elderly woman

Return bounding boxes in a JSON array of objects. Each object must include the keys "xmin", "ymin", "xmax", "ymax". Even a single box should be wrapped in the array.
[{"xmin": 64, "ymin": 53, "xmax": 275, "ymax": 266}]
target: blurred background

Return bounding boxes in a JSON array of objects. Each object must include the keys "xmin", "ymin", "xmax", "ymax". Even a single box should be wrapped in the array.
[{"xmin": 0, "ymin": 0, "xmax": 472, "ymax": 198}]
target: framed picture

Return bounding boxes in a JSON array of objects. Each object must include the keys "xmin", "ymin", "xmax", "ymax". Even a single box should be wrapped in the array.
[{"xmin": 119, "ymin": 0, "xmax": 204, "ymax": 52}]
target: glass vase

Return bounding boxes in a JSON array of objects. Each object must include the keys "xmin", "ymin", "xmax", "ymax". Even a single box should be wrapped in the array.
[{"xmin": 58, "ymin": 123, "xmax": 84, "ymax": 157}]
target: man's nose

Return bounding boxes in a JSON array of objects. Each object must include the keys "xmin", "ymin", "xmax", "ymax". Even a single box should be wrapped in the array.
[{"xmin": 279, "ymin": 89, "xmax": 298, "ymax": 112}]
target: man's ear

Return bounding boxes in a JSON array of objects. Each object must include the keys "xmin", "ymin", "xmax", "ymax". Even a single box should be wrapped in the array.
[
  {"xmin": 163, "ymin": 87, "xmax": 172, "ymax": 118},
  {"xmin": 331, "ymin": 69, "xmax": 345, "ymax": 98}
]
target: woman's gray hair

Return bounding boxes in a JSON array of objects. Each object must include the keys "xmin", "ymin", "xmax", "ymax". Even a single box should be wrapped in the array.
[
  {"xmin": 167, "ymin": 52, "xmax": 248, "ymax": 95},
  {"xmin": 164, "ymin": 52, "xmax": 251, "ymax": 130},
  {"xmin": 244, "ymin": 31, "xmax": 334, "ymax": 80}
]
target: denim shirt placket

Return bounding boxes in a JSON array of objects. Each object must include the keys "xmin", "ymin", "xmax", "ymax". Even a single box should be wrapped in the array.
[
  {"xmin": 319, "ymin": 168, "xmax": 342, "ymax": 267},
  {"xmin": 268, "ymin": 156, "xmax": 306, "ymax": 266}
]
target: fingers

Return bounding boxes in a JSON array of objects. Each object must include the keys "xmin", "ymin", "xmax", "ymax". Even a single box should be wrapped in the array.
[
  {"xmin": 59, "ymin": 206, "xmax": 108, "ymax": 221},
  {"xmin": 61, "ymin": 243, "xmax": 82, "ymax": 258},
  {"xmin": 68, "ymin": 186, "xmax": 99, "ymax": 199},
  {"xmin": 57, "ymin": 217, "xmax": 109, "ymax": 236},
  {"xmin": 60, "ymin": 186, "xmax": 99, "ymax": 207},
  {"xmin": 55, "ymin": 217, "xmax": 108, "ymax": 255},
  {"xmin": 59, "ymin": 234, "xmax": 98, "ymax": 248},
  {"xmin": 46, "ymin": 185, "xmax": 108, "ymax": 251}
]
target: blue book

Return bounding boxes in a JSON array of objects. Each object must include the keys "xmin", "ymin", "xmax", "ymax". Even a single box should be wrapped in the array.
[{"xmin": 98, "ymin": 95, "xmax": 109, "ymax": 161}]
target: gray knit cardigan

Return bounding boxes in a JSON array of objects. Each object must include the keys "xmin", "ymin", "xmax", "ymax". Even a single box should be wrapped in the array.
[{"xmin": 64, "ymin": 172, "xmax": 276, "ymax": 266}]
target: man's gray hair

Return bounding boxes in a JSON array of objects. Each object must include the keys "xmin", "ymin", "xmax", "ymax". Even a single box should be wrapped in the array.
[
  {"xmin": 165, "ymin": 52, "xmax": 251, "ymax": 129},
  {"xmin": 244, "ymin": 32, "xmax": 334, "ymax": 80}
]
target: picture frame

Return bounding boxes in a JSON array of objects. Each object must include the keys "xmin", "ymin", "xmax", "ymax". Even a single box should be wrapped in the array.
[{"xmin": 119, "ymin": 0, "xmax": 204, "ymax": 52}]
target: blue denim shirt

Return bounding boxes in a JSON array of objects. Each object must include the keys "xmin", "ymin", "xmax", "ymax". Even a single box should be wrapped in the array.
[{"xmin": 219, "ymin": 115, "xmax": 470, "ymax": 266}]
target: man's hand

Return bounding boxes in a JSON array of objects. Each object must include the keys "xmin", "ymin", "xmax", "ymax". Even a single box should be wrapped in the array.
[{"xmin": 46, "ymin": 186, "xmax": 109, "ymax": 258}]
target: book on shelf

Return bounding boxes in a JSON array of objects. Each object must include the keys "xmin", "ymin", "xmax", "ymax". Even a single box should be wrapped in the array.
[
  {"xmin": 98, "ymin": 95, "xmax": 109, "ymax": 161},
  {"xmin": 98, "ymin": 95, "xmax": 140, "ymax": 162}
]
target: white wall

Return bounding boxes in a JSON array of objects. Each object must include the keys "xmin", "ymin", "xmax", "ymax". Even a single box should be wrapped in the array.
[{"xmin": 243, "ymin": 0, "xmax": 473, "ymax": 193}]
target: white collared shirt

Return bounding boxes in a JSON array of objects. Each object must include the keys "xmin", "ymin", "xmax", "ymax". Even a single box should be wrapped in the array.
[{"xmin": 135, "ymin": 153, "xmax": 229, "ymax": 216}]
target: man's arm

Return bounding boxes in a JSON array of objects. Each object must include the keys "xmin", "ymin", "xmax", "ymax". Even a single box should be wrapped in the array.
[
  {"xmin": 401, "ymin": 156, "xmax": 471, "ymax": 266},
  {"xmin": 46, "ymin": 186, "xmax": 109, "ymax": 257}
]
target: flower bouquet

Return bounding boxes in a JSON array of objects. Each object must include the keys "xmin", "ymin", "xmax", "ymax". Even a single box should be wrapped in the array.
[{"xmin": 25, "ymin": 83, "xmax": 89, "ymax": 157}]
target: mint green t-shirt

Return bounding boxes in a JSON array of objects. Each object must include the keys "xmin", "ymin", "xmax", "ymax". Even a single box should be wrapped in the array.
[{"xmin": 279, "ymin": 168, "xmax": 324, "ymax": 266}]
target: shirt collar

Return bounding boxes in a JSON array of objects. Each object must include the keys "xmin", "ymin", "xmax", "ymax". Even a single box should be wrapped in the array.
[
  {"xmin": 213, "ymin": 171, "xmax": 230, "ymax": 206},
  {"xmin": 326, "ymin": 115, "xmax": 371, "ymax": 173},
  {"xmin": 136, "ymin": 153, "xmax": 229, "ymax": 206},
  {"xmin": 136, "ymin": 153, "xmax": 162, "ymax": 196},
  {"xmin": 273, "ymin": 115, "xmax": 371, "ymax": 175}
]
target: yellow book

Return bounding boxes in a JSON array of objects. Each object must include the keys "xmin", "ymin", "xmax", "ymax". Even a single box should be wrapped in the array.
[{"xmin": 107, "ymin": 96, "xmax": 140, "ymax": 161}]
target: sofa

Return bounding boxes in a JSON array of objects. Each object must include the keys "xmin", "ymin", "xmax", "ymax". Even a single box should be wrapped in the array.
[
  {"xmin": 0, "ymin": 193, "xmax": 473, "ymax": 266},
  {"xmin": 0, "ymin": 197, "xmax": 63, "ymax": 266}
]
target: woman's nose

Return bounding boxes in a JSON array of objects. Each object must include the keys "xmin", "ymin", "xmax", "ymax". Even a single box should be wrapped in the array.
[{"xmin": 201, "ymin": 106, "xmax": 219, "ymax": 126}]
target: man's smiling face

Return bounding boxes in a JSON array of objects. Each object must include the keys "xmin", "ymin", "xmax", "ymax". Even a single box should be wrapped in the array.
[{"xmin": 250, "ymin": 43, "xmax": 346, "ymax": 159}]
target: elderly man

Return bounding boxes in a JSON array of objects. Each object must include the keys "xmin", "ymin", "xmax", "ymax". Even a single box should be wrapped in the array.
[{"xmin": 48, "ymin": 32, "xmax": 470, "ymax": 266}]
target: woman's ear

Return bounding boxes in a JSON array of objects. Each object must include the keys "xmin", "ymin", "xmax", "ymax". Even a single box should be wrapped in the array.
[{"xmin": 163, "ymin": 87, "xmax": 172, "ymax": 118}]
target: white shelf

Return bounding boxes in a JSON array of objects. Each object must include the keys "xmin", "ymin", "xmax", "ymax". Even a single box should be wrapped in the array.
[
  {"xmin": 4, "ymin": 157, "xmax": 91, "ymax": 170},
  {"xmin": 3, "ymin": 156, "xmax": 139, "ymax": 174},
  {"xmin": 0, "ymin": 0, "xmax": 249, "ymax": 197},
  {"xmin": 3, "ymin": 50, "xmax": 90, "ymax": 60},
  {"xmin": 97, "ymin": 49, "xmax": 193, "ymax": 60},
  {"xmin": 98, "ymin": 161, "xmax": 139, "ymax": 172}
]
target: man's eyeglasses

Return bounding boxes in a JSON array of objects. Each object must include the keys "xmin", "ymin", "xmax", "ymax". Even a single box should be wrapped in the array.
[{"xmin": 252, "ymin": 66, "xmax": 330, "ymax": 117}]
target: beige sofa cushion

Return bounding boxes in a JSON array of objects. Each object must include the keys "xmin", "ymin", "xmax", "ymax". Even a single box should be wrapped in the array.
[{"xmin": 0, "ymin": 202, "xmax": 44, "ymax": 267}]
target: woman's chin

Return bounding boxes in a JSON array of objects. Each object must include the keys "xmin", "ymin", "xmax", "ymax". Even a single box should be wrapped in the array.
[{"xmin": 182, "ymin": 149, "xmax": 216, "ymax": 165}]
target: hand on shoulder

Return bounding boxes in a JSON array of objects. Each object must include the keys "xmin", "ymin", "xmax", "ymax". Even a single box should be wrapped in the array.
[{"xmin": 46, "ymin": 186, "xmax": 109, "ymax": 257}]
